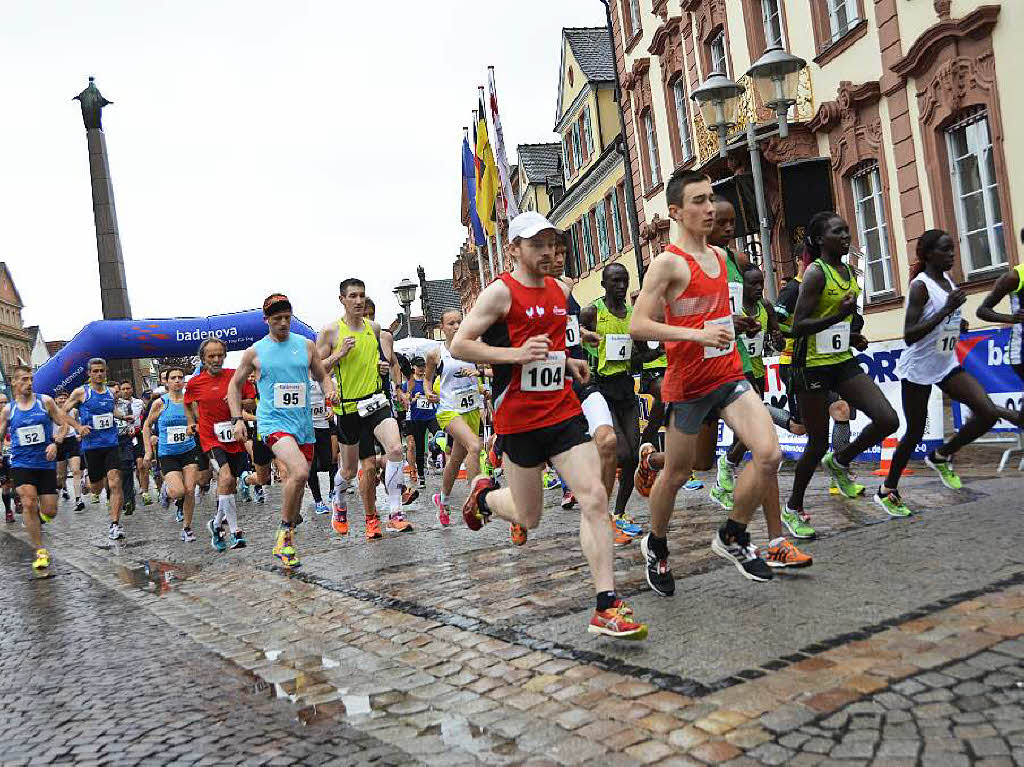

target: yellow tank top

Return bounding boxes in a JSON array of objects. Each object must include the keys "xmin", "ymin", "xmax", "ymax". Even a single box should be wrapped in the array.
[{"xmin": 332, "ymin": 318, "xmax": 382, "ymax": 415}]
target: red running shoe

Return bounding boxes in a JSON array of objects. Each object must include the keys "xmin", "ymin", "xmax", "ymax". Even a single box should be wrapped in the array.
[{"xmin": 462, "ymin": 476, "xmax": 496, "ymax": 531}]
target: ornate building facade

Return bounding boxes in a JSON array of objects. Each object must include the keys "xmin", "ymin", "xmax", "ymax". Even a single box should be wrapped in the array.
[{"xmin": 0, "ymin": 263, "xmax": 33, "ymax": 381}]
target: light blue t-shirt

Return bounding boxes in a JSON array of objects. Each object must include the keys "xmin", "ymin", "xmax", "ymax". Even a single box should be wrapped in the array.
[{"xmin": 254, "ymin": 333, "xmax": 314, "ymax": 445}]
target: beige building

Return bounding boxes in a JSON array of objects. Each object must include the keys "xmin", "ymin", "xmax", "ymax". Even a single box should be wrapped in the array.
[
  {"xmin": 0, "ymin": 263, "xmax": 33, "ymax": 385},
  {"xmin": 609, "ymin": 0, "xmax": 1020, "ymax": 340}
]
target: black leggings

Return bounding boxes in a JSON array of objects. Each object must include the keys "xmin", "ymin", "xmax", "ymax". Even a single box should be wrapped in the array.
[{"xmin": 406, "ymin": 419, "xmax": 438, "ymax": 479}]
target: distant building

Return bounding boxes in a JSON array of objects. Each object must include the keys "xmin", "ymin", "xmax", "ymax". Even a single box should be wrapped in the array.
[
  {"xmin": 417, "ymin": 266, "xmax": 462, "ymax": 339},
  {"xmin": 45, "ymin": 340, "xmax": 67, "ymax": 357},
  {"xmin": 0, "ymin": 264, "xmax": 34, "ymax": 381},
  {"xmin": 24, "ymin": 326, "xmax": 50, "ymax": 369}
]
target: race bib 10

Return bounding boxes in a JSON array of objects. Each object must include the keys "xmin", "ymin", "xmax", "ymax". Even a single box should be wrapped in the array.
[
  {"xmin": 565, "ymin": 316, "xmax": 580, "ymax": 347},
  {"xmin": 214, "ymin": 421, "xmax": 235, "ymax": 443},
  {"xmin": 936, "ymin": 313, "xmax": 961, "ymax": 353},
  {"xmin": 728, "ymin": 282, "xmax": 743, "ymax": 315}
]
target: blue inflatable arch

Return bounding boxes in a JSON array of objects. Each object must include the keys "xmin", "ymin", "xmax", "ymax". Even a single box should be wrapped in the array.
[{"xmin": 35, "ymin": 309, "xmax": 317, "ymax": 395}]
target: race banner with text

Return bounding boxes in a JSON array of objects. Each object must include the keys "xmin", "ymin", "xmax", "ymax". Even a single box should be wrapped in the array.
[{"xmin": 950, "ymin": 326, "xmax": 1023, "ymax": 432}]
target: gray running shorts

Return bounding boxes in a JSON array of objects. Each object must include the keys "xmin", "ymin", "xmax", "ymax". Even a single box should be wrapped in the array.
[{"xmin": 666, "ymin": 379, "xmax": 751, "ymax": 435}]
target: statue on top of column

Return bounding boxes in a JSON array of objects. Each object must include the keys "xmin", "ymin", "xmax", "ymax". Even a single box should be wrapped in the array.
[{"xmin": 73, "ymin": 76, "xmax": 112, "ymax": 131}]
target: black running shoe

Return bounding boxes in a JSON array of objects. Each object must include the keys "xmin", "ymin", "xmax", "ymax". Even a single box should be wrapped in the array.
[
  {"xmin": 639, "ymin": 533, "xmax": 675, "ymax": 597},
  {"xmin": 711, "ymin": 528, "xmax": 773, "ymax": 582}
]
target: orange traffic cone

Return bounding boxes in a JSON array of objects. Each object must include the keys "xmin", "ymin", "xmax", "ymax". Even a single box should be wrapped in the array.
[{"xmin": 873, "ymin": 436, "xmax": 915, "ymax": 476}]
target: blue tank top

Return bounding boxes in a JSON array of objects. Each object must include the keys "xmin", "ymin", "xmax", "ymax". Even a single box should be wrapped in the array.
[
  {"xmin": 79, "ymin": 386, "xmax": 118, "ymax": 450},
  {"xmin": 407, "ymin": 380, "xmax": 436, "ymax": 422},
  {"xmin": 254, "ymin": 333, "xmax": 314, "ymax": 445},
  {"xmin": 157, "ymin": 395, "xmax": 196, "ymax": 456},
  {"xmin": 9, "ymin": 397, "xmax": 55, "ymax": 470}
]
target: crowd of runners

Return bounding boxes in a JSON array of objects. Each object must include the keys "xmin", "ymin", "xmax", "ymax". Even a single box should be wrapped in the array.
[{"xmin": 5, "ymin": 169, "xmax": 1024, "ymax": 641}]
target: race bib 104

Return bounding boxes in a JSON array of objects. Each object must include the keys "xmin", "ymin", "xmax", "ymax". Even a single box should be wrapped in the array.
[{"xmin": 520, "ymin": 351, "xmax": 566, "ymax": 392}]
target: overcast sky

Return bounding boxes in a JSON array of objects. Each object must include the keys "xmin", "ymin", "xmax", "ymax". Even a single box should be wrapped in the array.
[{"xmin": 2, "ymin": 0, "xmax": 605, "ymax": 345}]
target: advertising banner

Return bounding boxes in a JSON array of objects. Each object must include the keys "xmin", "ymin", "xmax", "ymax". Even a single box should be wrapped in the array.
[{"xmin": 950, "ymin": 327, "xmax": 1023, "ymax": 431}]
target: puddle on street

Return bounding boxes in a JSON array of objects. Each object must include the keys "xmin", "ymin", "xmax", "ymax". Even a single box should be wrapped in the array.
[{"xmin": 116, "ymin": 560, "xmax": 199, "ymax": 594}]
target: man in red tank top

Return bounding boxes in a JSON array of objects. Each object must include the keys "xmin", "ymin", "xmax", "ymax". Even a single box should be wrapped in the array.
[
  {"xmin": 630, "ymin": 170, "xmax": 782, "ymax": 595},
  {"xmin": 450, "ymin": 211, "xmax": 647, "ymax": 642}
]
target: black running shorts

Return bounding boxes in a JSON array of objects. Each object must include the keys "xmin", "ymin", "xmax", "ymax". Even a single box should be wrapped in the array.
[
  {"xmin": 159, "ymin": 449, "xmax": 198, "ymax": 475},
  {"xmin": 11, "ymin": 467, "xmax": 58, "ymax": 495},
  {"xmin": 84, "ymin": 446, "xmax": 120, "ymax": 479},
  {"xmin": 497, "ymin": 414, "xmax": 590, "ymax": 469}
]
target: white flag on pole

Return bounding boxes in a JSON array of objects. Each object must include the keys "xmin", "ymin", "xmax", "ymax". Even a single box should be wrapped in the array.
[{"xmin": 487, "ymin": 67, "xmax": 520, "ymax": 220}]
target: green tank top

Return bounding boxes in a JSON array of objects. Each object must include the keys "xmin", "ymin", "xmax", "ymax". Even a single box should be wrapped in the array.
[
  {"xmin": 799, "ymin": 259, "xmax": 861, "ymax": 368},
  {"xmin": 594, "ymin": 297, "xmax": 632, "ymax": 376},
  {"xmin": 643, "ymin": 346, "xmax": 667, "ymax": 371},
  {"xmin": 744, "ymin": 301, "xmax": 769, "ymax": 381},
  {"xmin": 725, "ymin": 248, "xmax": 752, "ymax": 375},
  {"xmin": 332, "ymin": 318, "xmax": 382, "ymax": 415},
  {"xmin": 1014, "ymin": 264, "xmax": 1024, "ymax": 293}
]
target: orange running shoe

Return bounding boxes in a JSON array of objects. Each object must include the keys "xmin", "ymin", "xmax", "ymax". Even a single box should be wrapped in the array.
[
  {"xmin": 588, "ymin": 599, "xmax": 648, "ymax": 640},
  {"xmin": 486, "ymin": 434, "xmax": 502, "ymax": 469},
  {"xmin": 365, "ymin": 515, "xmax": 383, "ymax": 540},
  {"xmin": 462, "ymin": 476, "xmax": 497, "ymax": 531},
  {"xmin": 764, "ymin": 538, "xmax": 813, "ymax": 569},
  {"xmin": 331, "ymin": 500, "xmax": 349, "ymax": 536},
  {"xmin": 611, "ymin": 515, "xmax": 633, "ymax": 547},
  {"xmin": 402, "ymin": 487, "xmax": 419, "ymax": 506},
  {"xmin": 510, "ymin": 523, "xmax": 527, "ymax": 546},
  {"xmin": 386, "ymin": 511, "xmax": 413, "ymax": 533},
  {"xmin": 634, "ymin": 443, "xmax": 657, "ymax": 498}
]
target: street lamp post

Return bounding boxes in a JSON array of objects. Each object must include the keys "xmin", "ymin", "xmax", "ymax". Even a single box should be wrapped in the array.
[
  {"xmin": 690, "ymin": 46, "xmax": 807, "ymax": 302},
  {"xmin": 393, "ymin": 278, "xmax": 418, "ymax": 339}
]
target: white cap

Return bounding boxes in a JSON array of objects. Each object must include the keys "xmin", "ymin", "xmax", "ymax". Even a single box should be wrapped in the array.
[{"xmin": 508, "ymin": 211, "xmax": 558, "ymax": 242}]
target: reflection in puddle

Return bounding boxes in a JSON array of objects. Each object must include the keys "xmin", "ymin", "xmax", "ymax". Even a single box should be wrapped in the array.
[{"xmin": 117, "ymin": 560, "xmax": 198, "ymax": 594}]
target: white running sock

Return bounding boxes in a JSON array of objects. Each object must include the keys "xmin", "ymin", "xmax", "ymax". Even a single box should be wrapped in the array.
[
  {"xmin": 214, "ymin": 495, "xmax": 227, "ymax": 527},
  {"xmin": 219, "ymin": 494, "xmax": 239, "ymax": 534},
  {"xmin": 384, "ymin": 459, "xmax": 403, "ymax": 512},
  {"xmin": 334, "ymin": 470, "xmax": 348, "ymax": 504}
]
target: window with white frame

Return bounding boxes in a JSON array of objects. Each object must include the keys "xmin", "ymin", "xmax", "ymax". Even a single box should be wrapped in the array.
[
  {"xmin": 595, "ymin": 203, "xmax": 610, "ymax": 261},
  {"xmin": 643, "ymin": 111, "xmax": 661, "ymax": 187},
  {"xmin": 609, "ymin": 187, "xmax": 624, "ymax": 252},
  {"xmin": 629, "ymin": 0, "xmax": 642, "ymax": 37},
  {"xmin": 761, "ymin": 0, "xmax": 785, "ymax": 48},
  {"xmin": 709, "ymin": 30, "xmax": 728, "ymax": 76},
  {"xmin": 562, "ymin": 137, "xmax": 572, "ymax": 180},
  {"xmin": 672, "ymin": 81, "xmax": 694, "ymax": 162},
  {"xmin": 946, "ymin": 109, "xmax": 1006, "ymax": 274},
  {"xmin": 826, "ymin": 0, "xmax": 860, "ymax": 43},
  {"xmin": 581, "ymin": 215, "xmax": 595, "ymax": 269},
  {"xmin": 850, "ymin": 164, "xmax": 893, "ymax": 298},
  {"xmin": 582, "ymin": 105, "xmax": 595, "ymax": 157},
  {"xmin": 571, "ymin": 122, "xmax": 583, "ymax": 170}
]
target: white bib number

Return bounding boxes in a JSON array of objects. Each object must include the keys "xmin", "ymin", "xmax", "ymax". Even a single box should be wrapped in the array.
[
  {"xmin": 815, "ymin": 321, "xmax": 850, "ymax": 354},
  {"xmin": 166, "ymin": 425, "xmax": 189, "ymax": 444},
  {"xmin": 605, "ymin": 334, "xmax": 632, "ymax": 361},
  {"xmin": 16, "ymin": 425, "xmax": 45, "ymax": 446},
  {"xmin": 745, "ymin": 331, "xmax": 765, "ymax": 358},
  {"xmin": 521, "ymin": 352, "xmax": 566, "ymax": 393},
  {"xmin": 311, "ymin": 403, "xmax": 327, "ymax": 420},
  {"xmin": 356, "ymin": 392, "xmax": 388, "ymax": 418},
  {"xmin": 214, "ymin": 421, "xmax": 235, "ymax": 443},
  {"xmin": 415, "ymin": 396, "xmax": 430, "ymax": 410},
  {"xmin": 728, "ymin": 282, "xmax": 743, "ymax": 315},
  {"xmin": 704, "ymin": 316, "xmax": 736, "ymax": 359},
  {"xmin": 92, "ymin": 413, "xmax": 114, "ymax": 431},
  {"xmin": 273, "ymin": 383, "xmax": 306, "ymax": 409},
  {"xmin": 455, "ymin": 389, "xmax": 477, "ymax": 412},
  {"xmin": 565, "ymin": 316, "xmax": 580, "ymax": 347},
  {"xmin": 936, "ymin": 314, "xmax": 961, "ymax": 353}
]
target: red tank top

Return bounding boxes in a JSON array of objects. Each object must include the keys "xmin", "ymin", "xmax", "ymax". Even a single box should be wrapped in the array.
[
  {"xmin": 662, "ymin": 244, "xmax": 744, "ymax": 402},
  {"xmin": 488, "ymin": 273, "xmax": 581, "ymax": 434}
]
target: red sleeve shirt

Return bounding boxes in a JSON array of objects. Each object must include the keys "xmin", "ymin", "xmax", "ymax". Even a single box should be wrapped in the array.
[{"xmin": 184, "ymin": 369, "xmax": 254, "ymax": 454}]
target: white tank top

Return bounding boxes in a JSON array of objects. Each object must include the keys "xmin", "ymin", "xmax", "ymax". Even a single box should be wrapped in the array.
[
  {"xmin": 438, "ymin": 346, "xmax": 480, "ymax": 413},
  {"xmin": 896, "ymin": 272, "xmax": 961, "ymax": 385}
]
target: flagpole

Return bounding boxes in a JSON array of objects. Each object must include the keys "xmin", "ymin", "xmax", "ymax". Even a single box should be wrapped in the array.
[{"xmin": 486, "ymin": 234, "xmax": 498, "ymax": 282}]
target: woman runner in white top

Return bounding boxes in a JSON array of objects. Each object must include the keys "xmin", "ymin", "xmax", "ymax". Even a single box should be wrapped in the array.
[{"xmin": 877, "ymin": 230, "xmax": 1023, "ymax": 516}]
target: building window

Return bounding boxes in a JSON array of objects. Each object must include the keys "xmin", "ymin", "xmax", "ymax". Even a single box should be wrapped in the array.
[
  {"xmin": 826, "ymin": 0, "xmax": 859, "ymax": 43},
  {"xmin": 581, "ymin": 214, "xmax": 595, "ymax": 269},
  {"xmin": 628, "ymin": 0, "xmax": 642, "ymax": 38},
  {"xmin": 567, "ymin": 226, "xmax": 580, "ymax": 278},
  {"xmin": 709, "ymin": 30, "xmax": 728, "ymax": 76},
  {"xmin": 761, "ymin": 0, "xmax": 784, "ymax": 48},
  {"xmin": 672, "ymin": 81, "xmax": 694, "ymax": 163},
  {"xmin": 850, "ymin": 164, "xmax": 893, "ymax": 298},
  {"xmin": 609, "ymin": 187, "xmax": 624, "ymax": 253},
  {"xmin": 595, "ymin": 203, "xmax": 610, "ymax": 261},
  {"xmin": 643, "ymin": 111, "xmax": 661, "ymax": 187},
  {"xmin": 562, "ymin": 137, "xmax": 573, "ymax": 179},
  {"xmin": 571, "ymin": 122, "xmax": 583, "ymax": 171},
  {"xmin": 946, "ymin": 110, "xmax": 1006, "ymax": 275},
  {"xmin": 582, "ymin": 105, "xmax": 595, "ymax": 158}
]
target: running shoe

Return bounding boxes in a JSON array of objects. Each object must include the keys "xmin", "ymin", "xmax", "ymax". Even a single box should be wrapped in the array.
[
  {"xmin": 639, "ymin": 533, "xmax": 674, "ymax": 596},
  {"xmin": 462, "ymin": 477, "xmax": 496, "ymax": 531},
  {"xmin": 5, "ymin": 508, "xmax": 13, "ymax": 524},
  {"xmin": 175, "ymin": 506, "xmax": 184, "ymax": 524},
  {"xmin": 207, "ymin": 517, "xmax": 227, "ymax": 552},
  {"xmin": 613, "ymin": 513, "xmax": 642, "ymax": 537},
  {"xmin": 272, "ymin": 527, "xmax": 300, "ymax": 568},
  {"xmin": 764, "ymin": 538, "xmax": 813, "ymax": 568},
  {"xmin": 634, "ymin": 443, "xmax": 657, "ymax": 498},
  {"xmin": 32, "ymin": 548, "xmax": 50, "ymax": 570},
  {"xmin": 781, "ymin": 506, "xmax": 816, "ymax": 539},
  {"xmin": 588, "ymin": 599, "xmax": 648, "ymax": 640},
  {"xmin": 561, "ymin": 491, "xmax": 577, "ymax": 510},
  {"xmin": 365, "ymin": 515, "xmax": 383, "ymax": 540},
  {"xmin": 684, "ymin": 473, "xmax": 704, "ymax": 490},
  {"xmin": 822, "ymin": 451, "xmax": 860, "ymax": 498},
  {"xmin": 61, "ymin": 489, "xmax": 70, "ymax": 501},
  {"xmin": 160, "ymin": 485, "xmax": 170, "ymax": 510},
  {"xmin": 123, "ymin": 500, "xmax": 134, "ymax": 516},
  {"xmin": 433, "ymin": 494, "xmax": 450, "ymax": 527},
  {"xmin": 612, "ymin": 517, "xmax": 633, "ymax": 548},
  {"xmin": 314, "ymin": 501, "xmax": 330, "ymax": 516},
  {"xmin": 716, "ymin": 453, "xmax": 736, "ymax": 493},
  {"xmin": 486, "ymin": 434, "xmax": 502, "ymax": 469},
  {"xmin": 180, "ymin": 527, "xmax": 196, "ymax": 543},
  {"xmin": 874, "ymin": 488, "xmax": 913, "ymax": 517},
  {"xmin": 91, "ymin": 493, "xmax": 100, "ymax": 504},
  {"xmin": 510, "ymin": 523, "xmax": 528, "ymax": 546},
  {"xmin": 108, "ymin": 522, "xmax": 125, "ymax": 541},
  {"xmin": 229, "ymin": 530, "xmax": 247, "ymax": 549},
  {"xmin": 74, "ymin": 500, "xmax": 85, "ymax": 512},
  {"xmin": 925, "ymin": 451, "xmax": 962, "ymax": 490},
  {"xmin": 39, "ymin": 511, "xmax": 54, "ymax": 524},
  {"xmin": 828, "ymin": 476, "xmax": 865, "ymax": 496},
  {"xmin": 542, "ymin": 469, "xmax": 561, "ymax": 491},
  {"xmin": 402, "ymin": 488, "xmax": 420, "ymax": 506},
  {"xmin": 709, "ymin": 485, "xmax": 733, "ymax": 511},
  {"xmin": 255, "ymin": 485, "xmax": 266, "ymax": 504},
  {"xmin": 386, "ymin": 511, "xmax": 413, "ymax": 533},
  {"xmin": 711, "ymin": 527, "xmax": 773, "ymax": 582},
  {"xmin": 240, "ymin": 482, "xmax": 253, "ymax": 503},
  {"xmin": 141, "ymin": 492, "xmax": 153, "ymax": 506},
  {"xmin": 418, "ymin": 477, "xmax": 426, "ymax": 490}
]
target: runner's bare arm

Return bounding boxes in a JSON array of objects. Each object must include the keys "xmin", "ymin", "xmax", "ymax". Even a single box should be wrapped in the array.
[
  {"xmin": 424, "ymin": 348, "xmax": 440, "ymax": 393},
  {"xmin": 579, "ymin": 305, "xmax": 597, "ymax": 333},
  {"xmin": 141, "ymin": 398, "xmax": 164, "ymax": 460},
  {"xmin": 378, "ymin": 328, "xmax": 401, "ymax": 385},
  {"xmin": 317, "ymin": 323, "xmax": 342, "ymax": 368},
  {"xmin": 63, "ymin": 387, "xmax": 85, "ymax": 411},
  {"xmin": 903, "ymin": 280, "xmax": 959, "ymax": 345},
  {"xmin": 44, "ymin": 395, "xmax": 81, "ymax": 438},
  {"xmin": 977, "ymin": 269, "xmax": 1024, "ymax": 324},
  {"xmin": 629, "ymin": 253, "xmax": 701, "ymax": 343},
  {"xmin": 184, "ymin": 401, "xmax": 197, "ymax": 433},
  {"xmin": 0, "ymin": 405, "xmax": 9, "ymax": 443},
  {"xmin": 791, "ymin": 264, "xmax": 854, "ymax": 336},
  {"xmin": 228, "ymin": 349, "xmax": 257, "ymax": 420},
  {"xmin": 307, "ymin": 339, "xmax": 336, "ymax": 402},
  {"xmin": 450, "ymin": 281, "xmax": 549, "ymax": 364}
]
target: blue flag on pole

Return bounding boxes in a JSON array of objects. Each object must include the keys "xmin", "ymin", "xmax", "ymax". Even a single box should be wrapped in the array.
[{"xmin": 462, "ymin": 136, "xmax": 486, "ymax": 246}]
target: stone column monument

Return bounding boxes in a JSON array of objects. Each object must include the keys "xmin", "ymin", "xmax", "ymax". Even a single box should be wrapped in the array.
[{"xmin": 74, "ymin": 77, "xmax": 136, "ymax": 385}]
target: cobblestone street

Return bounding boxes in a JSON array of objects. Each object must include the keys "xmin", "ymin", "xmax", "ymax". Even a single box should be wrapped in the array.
[{"xmin": 3, "ymin": 456, "xmax": 1024, "ymax": 765}]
